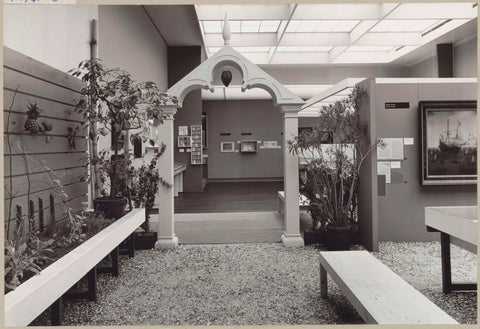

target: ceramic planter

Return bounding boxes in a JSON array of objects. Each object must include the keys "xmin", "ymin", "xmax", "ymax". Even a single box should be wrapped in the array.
[{"xmin": 325, "ymin": 225, "xmax": 352, "ymax": 251}]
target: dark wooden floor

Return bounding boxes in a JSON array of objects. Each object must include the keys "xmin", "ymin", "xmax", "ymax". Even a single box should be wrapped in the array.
[{"xmin": 174, "ymin": 181, "xmax": 283, "ymax": 213}]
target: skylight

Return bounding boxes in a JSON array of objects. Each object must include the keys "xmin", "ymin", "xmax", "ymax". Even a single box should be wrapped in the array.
[
  {"xmin": 286, "ymin": 20, "xmax": 360, "ymax": 33},
  {"xmin": 371, "ymin": 19, "xmax": 443, "ymax": 32},
  {"xmin": 277, "ymin": 46, "xmax": 333, "ymax": 52},
  {"xmin": 201, "ymin": 20, "xmax": 281, "ymax": 34},
  {"xmin": 196, "ymin": 3, "xmax": 477, "ymax": 65}
]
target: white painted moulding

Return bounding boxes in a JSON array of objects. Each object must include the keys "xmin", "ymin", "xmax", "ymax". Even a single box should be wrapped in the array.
[
  {"xmin": 4, "ymin": 208, "xmax": 145, "ymax": 327},
  {"xmin": 425, "ymin": 206, "xmax": 478, "ymax": 246}
]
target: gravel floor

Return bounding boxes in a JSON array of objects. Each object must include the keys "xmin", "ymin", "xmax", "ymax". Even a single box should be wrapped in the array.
[{"xmin": 32, "ymin": 242, "xmax": 477, "ymax": 326}]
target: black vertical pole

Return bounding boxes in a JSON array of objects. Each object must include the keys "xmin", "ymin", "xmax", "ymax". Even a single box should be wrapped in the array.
[{"xmin": 440, "ymin": 232, "xmax": 452, "ymax": 294}]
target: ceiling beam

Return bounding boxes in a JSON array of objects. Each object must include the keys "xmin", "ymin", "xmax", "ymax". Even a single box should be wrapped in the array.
[
  {"xmin": 268, "ymin": 4, "xmax": 297, "ymax": 64},
  {"xmin": 204, "ymin": 33, "xmax": 277, "ymax": 47},
  {"xmin": 292, "ymin": 3, "xmax": 385, "ymax": 20},
  {"xmin": 281, "ymin": 33, "xmax": 350, "ymax": 46},
  {"xmin": 355, "ymin": 32, "xmax": 423, "ymax": 46}
]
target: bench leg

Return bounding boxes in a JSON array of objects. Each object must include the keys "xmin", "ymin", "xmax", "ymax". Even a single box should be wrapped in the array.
[
  {"xmin": 440, "ymin": 232, "xmax": 452, "ymax": 294},
  {"xmin": 50, "ymin": 297, "xmax": 62, "ymax": 326},
  {"xmin": 111, "ymin": 246, "xmax": 119, "ymax": 277},
  {"xmin": 87, "ymin": 267, "xmax": 97, "ymax": 302},
  {"xmin": 320, "ymin": 264, "xmax": 328, "ymax": 298}
]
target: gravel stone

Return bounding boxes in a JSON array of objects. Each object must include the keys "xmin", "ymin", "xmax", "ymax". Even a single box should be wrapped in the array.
[{"xmin": 31, "ymin": 242, "xmax": 476, "ymax": 326}]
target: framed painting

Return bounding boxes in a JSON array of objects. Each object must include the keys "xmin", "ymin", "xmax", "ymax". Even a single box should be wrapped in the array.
[
  {"xmin": 419, "ymin": 101, "xmax": 477, "ymax": 185},
  {"xmin": 220, "ymin": 142, "xmax": 235, "ymax": 152}
]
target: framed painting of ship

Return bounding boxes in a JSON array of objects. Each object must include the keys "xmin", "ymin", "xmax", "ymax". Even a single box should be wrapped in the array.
[{"xmin": 419, "ymin": 100, "xmax": 477, "ymax": 185}]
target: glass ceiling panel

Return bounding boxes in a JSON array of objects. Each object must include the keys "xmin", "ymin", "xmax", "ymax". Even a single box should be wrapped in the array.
[
  {"xmin": 371, "ymin": 19, "xmax": 442, "ymax": 32},
  {"xmin": 346, "ymin": 46, "xmax": 395, "ymax": 52},
  {"xmin": 201, "ymin": 20, "xmax": 281, "ymax": 34},
  {"xmin": 286, "ymin": 20, "xmax": 360, "ymax": 32},
  {"xmin": 277, "ymin": 46, "xmax": 333, "ymax": 52}
]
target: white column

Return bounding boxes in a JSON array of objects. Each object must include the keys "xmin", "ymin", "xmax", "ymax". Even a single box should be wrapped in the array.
[
  {"xmin": 155, "ymin": 108, "xmax": 179, "ymax": 249},
  {"xmin": 280, "ymin": 107, "xmax": 304, "ymax": 247}
]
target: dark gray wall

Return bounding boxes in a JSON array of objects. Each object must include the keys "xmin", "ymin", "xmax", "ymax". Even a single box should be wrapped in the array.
[
  {"xmin": 204, "ymin": 100, "xmax": 319, "ymax": 180},
  {"xmin": 407, "ymin": 38, "xmax": 477, "ymax": 78},
  {"xmin": 374, "ymin": 81, "xmax": 477, "ymax": 242},
  {"xmin": 169, "ymin": 46, "xmax": 204, "ymax": 192}
]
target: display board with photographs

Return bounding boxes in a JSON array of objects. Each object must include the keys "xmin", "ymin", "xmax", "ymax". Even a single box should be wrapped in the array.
[{"xmin": 191, "ymin": 125, "xmax": 203, "ymax": 165}]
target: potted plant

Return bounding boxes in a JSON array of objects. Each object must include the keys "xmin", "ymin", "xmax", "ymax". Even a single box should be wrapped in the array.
[
  {"xmin": 129, "ymin": 147, "xmax": 170, "ymax": 249},
  {"xmin": 288, "ymin": 86, "xmax": 382, "ymax": 250},
  {"xmin": 69, "ymin": 59, "xmax": 177, "ymax": 219}
]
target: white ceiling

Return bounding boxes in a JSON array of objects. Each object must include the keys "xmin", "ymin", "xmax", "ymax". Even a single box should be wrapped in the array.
[{"xmin": 195, "ymin": 3, "xmax": 477, "ymax": 65}]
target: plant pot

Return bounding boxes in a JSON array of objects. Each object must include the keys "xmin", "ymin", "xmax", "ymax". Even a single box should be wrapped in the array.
[
  {"xmin": 134, "ymin": 231, "xmax": 157, "ymax": 250},
  {"xmin": 93, "ymin": 197, "xmax": 127, "ymax": 219},
  {"xmin": 325, "ymin": 225, "xmax": 352, "ymax": 251},
  {"xmin": 303, "ymin": 230, "xmax": 325, "ymax": 245}
]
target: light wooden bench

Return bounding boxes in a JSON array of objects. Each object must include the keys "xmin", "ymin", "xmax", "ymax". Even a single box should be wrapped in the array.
[
  {"xmin": 319, "ymin": 250, "xmax": 458, "ymax": 324},
  {"xmin": 277, "ymin": 191, "xmax": 310, "ymax": 213},
  {"xmin": 425, "ymin": 206, "xmax": 477, "ymax": 294}
]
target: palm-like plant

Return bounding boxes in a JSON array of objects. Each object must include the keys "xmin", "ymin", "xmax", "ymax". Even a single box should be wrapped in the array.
[{"xmin": 288, "ymin": 86, "xmax": 383, "ymax": 230}]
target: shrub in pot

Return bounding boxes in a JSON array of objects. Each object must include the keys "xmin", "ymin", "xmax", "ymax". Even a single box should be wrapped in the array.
[
  {"xmin": 130, "ymin": 148, "xmax": 171, "ymax": 249},
  {"xmin": 69, "ymin": 59, "xmax": 177, "ymax": 219},
  {"xmin": 288, "ymin": 86, "xmax": 383, "ymax": 250}
]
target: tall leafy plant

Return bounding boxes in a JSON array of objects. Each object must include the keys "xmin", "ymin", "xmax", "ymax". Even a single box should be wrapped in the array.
[
  {"xmin": 69, "ymin": 59, "xmax": 177, "ymax": 199},
  {"xmin": 288, "ymin": 86, "xmax": 383, "ymax": 230}
]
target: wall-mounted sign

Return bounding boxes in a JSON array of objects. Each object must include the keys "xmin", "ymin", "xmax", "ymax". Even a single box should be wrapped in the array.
[
  {"xmin": 262, "ymin": 141, "xmax": 278, "ymax": 149},
  {"xmin": 385, "ymin": 102, "xmax": 410, "ymax": 109}
]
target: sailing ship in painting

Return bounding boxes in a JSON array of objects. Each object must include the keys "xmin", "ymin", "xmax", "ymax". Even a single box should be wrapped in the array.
[
  {"xmin": 428, "ymin": 115, "xmax": 476, "ymax": 177},
  {"xmin": 438, "ymin": 119, "xmax": 463, "ymax": 154}
]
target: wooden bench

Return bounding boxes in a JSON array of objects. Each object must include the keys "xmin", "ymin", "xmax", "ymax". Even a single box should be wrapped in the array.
[
  {"xmin": 4, "ymin": 208, "xmax": 145, "ymax": 327},
  {"xmin": 319, "ymin": 250, "xmax": 458, "ymax": 324},
  {"xmin": 277, "ymin": 191, "xmax": 310, "ymax": 213}
]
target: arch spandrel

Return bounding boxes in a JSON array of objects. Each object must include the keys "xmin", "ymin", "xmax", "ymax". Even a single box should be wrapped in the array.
[{"xmin": 162, "ymin": 45, "xmax": 305, "ymax": 110}]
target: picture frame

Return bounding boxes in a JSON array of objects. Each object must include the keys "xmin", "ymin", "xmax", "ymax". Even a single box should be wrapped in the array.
[
  {"xmin": 240, "ymin": 140, "xmax": 258, "ymax": 153},
  {"xmin": 178, "ymin": 126, "xmax": 189, "ymax": 136},
  {"xmin": 419, "ymin": 100, "xmax": 477, "ymax": 185},
  {"xmin": 221, "ymin": 142, "xmax": 235, "ymax": 152},
  {"xmin": 178, "ymin": 136, "xmax": 192, "ymax": 148}
]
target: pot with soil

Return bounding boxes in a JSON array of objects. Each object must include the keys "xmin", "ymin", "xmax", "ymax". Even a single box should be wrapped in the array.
[
  {"xmin": 325, "ymin": 225, "xmax": 352, "ymax": 251},
  {"xmin": 93, "ymin": 196, "xmax": 127, "ymax": 220}
]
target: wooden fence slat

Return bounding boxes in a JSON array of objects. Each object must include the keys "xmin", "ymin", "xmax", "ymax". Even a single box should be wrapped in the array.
[
  {"xmin": 4, "ymin": 90, "xmax": 85, "ymax": 122},
  {"xmin": 4, "ymin": 135, "xmax": 88, "ymax": 155},
  {"xmin": 4, "ymin": 47, "xmax": 84, "ymax": 92},
  {"xmin": 5, "ymin": 152, "xmax": 88, "ymax": 177},
  {"xmin": 4, "ymin": 68, "xmax": 83, "ymax": 106},
  {"xmin": 5, "ymin": 167, "xmax": 87, "ymax": 199},
  {"xmin": 5, "ymin": 181, "xmax": 88, "ymax": 217}
]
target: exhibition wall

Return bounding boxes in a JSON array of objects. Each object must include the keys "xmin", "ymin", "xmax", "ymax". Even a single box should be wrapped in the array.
[
  {"xmin": 169, "ymin": 46, "xmax": 204, "ymax": 192},
  {"xmin": 204, "ymin": 100, "xmax": 319, "ymax": 180},
  {"xmin": 361, "ymin": 78, "xmax": 477, "ymax": 245}
]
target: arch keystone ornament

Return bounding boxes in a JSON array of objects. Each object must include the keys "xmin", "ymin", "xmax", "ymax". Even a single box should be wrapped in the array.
[{"xmin": 157, "ymin": 16, "xmax": 306, "ymax": 248}]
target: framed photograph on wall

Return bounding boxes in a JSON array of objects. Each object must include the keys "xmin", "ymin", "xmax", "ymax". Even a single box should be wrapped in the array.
[
  {"xmin": 419, "ymin": 100, "xmax": 477, "ymax": 185},
  {"xmin": 221, "ymin": 142, "xmax": 235, "ymax": 152},
  {"xmin": 178, "ymin": 136, "xmax": 192, "ymax": 148},
  {"xmin": 178, "ymin": 126, "xmax": 189, "ymax": 136}
]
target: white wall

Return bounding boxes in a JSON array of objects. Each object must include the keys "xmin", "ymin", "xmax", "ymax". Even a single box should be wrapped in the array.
[
  {"xmin": 3, "ymin": 5, "xmax": 98, "ymax": 73},
  {"xmin": 98, "ymin": 5, "xmax": 168, "ymax": 90},
  {"xmin": 407, "ymin": 37, "xmax": 477, "ymax": 78},
  {"xmin": 97, "ymin": 5, "xmax": 169, "ymax": 159}
]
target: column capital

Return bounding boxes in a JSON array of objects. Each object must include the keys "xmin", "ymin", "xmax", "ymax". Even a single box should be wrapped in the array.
[
  {"xmin": 160, "ymin": 106, "xmax": 178, "ymax": 119},
  {"xmin": 279, "ymin": 104, "xmax": 301, "ymax": 118}
]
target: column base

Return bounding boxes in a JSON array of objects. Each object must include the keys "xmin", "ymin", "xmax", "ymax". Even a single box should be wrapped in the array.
[
  {"xmin": 281, "ymin": 233, "xmax": 304, "ymax": 247},
  {"xmin": 155, "ymin": 235, "xmax": 179, "ymax": 250}
]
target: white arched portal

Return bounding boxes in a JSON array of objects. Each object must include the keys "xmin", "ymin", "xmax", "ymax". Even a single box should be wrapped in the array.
[{"xmin": 155, "ymin": 29, "xmax": 305, "ymax": 249}]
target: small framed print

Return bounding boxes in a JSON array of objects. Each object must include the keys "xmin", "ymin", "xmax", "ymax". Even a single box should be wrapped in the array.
[
  {"xmin": 178, "ymin": 136, "xmax": 191, "ymax": 148},
  {"xmin": 221, "ymin": 142, "xmax": 235, "ymax": 152},
  {"xmin": 178, "ymin": 126, "xmax": 189, "ymax": 136}
]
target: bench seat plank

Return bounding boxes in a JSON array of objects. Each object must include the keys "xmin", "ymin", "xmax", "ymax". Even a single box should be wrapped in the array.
[{"xmin": 319, "ymin": 250, "xmax": 458, "ymax": 324}]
